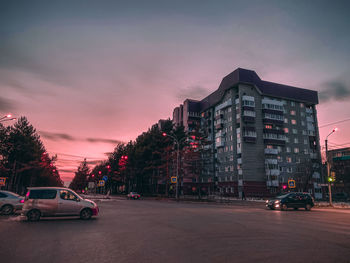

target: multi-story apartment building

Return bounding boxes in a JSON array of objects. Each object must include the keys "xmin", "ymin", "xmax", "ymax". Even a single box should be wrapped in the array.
[{"xmin": 172, "ymin": 68, "xmax": 322, "ymax": 198}]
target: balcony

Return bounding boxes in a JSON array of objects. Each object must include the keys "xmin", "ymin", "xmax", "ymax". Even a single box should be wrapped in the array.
[
  {"xmin": 266, "ymin": 169, "xmax": 280, "ymax": 176},
  {"xmin": 216, "ymin": 123, "xmax": 223, "ymax": 130},
  {"xmin": 216, "ymin": 141, "xmax": 225, "ymax": 148},
  {"xmin": 266, "ymin": 180, "xmax": 279, "ymax": 187},
  {"xmin": 215, "ymin": 130, "xmax": 226, "ymax": 138},
  {"xmin": 265, "ymin": 159, "xmax": 278, "ymax": 165},
  {"xmin": 264, "ymin": 148, "xmax": 278, "ymax": 155},
  {"xmin": 216, "ymin": 99, "xmax": 232, "ymax": 111},
  {"xmin": 310, "ymin": 153, "xmax": 318, "ymax": 159},
  {"xmin": 215, "ymin": 114, "xmax": 224, "ymax": 120}
]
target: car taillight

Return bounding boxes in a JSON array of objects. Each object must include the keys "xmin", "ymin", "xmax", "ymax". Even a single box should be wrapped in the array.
[
  {"xmin": 25, "ymin": 191, "xmax": 30, "ymax": 200},
  {"xmin": 20, "ymin": 199, "xmax": 24, "ymax": 203}
]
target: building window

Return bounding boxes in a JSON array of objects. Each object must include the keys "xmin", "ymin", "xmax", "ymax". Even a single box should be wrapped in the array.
[
  {"xmin": 291, "ymin": 101, "xmax": 295, "ymax": 107},
  {"xmin": 301, "ymin": 121, "xmax": 305, "ymax": 126},
  {"xmin": 277, "ymin": 146, "xmax": 282, "ymax": 153},
  {"xmin": 302, "ymin": 130, "xmax": 307, "ymax": 135},
  {"xmin": 304, "ymin": 139, "xmax": 308, "ymax": 145},
  {"xmin": 287, "ymin": 157, "xmax": 292, "ymax": 163},
  {"xmin": 304, "ymin": 149, "xmax": 309, "ymax": 154},
  {"xmin": 294, "ymin": 138, "xmax": 299, "ymax": 144},
  {"xmin": 294, "ymin": 148, "xmax": 299, "ymax": 153},
  {"xmin": 291, "ymin": 119, "xmax": 297, "ymax": 125},
  {"xmin": 286, "ymin": 147, "xmax": 291, "ymax": 153},
  {"xmin": 300, "ymin": 103, "xmax": 304, "ymax": 108},
  {"xmin": 292, "ymin": 129, "xmax": 297, "ymax": 134},
  {"xmin": 290, "ymin": 110, "xmax": 296, "ymax": 115},
  {"xmin": 284, "ymin": 128, "xmax": 289, "ymax": 133},
  {"xmin": 286, "ymin": 137, "xmax": 289, "ymax": 143},
  {"xmin": 265, "ymin": 125, "xmax": 273, "ymax": 129},
  {"xmin": 228, "ymin": 107, "xmax": 231, "ymax": 112},
  {"xmin": 301, "ymin": 112, "xmax": 305, "ymax": 117},
  {"xmin": 284, "ymin": 118, "xmax": 288, "ymax": 124}
]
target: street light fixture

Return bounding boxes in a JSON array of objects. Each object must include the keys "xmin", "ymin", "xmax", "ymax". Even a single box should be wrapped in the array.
[
  {"xmin": 325, "ymin": 127, "xmax": 338, "ymax": 206},
  {"xmin": 162, "ymin": 132, "xmax": 187, "ymax": 200},
  {"xmin": 0, "ymin": 114, "xmax": 16, "ymax": 123}
]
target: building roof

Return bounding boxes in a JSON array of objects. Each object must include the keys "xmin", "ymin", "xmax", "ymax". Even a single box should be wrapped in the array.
[{"xmin": 200, "ymin": 68, "xmax": 319, "ymax": 112}]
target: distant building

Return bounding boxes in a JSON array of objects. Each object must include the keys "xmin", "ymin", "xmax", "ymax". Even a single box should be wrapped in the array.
[
  {"xmin": 328, "ymin": 147, "xmax": 350, "ymax": 195},
  {"xmin": 171, "ymin": 68, "xmax": 322, "ymax": 198}
]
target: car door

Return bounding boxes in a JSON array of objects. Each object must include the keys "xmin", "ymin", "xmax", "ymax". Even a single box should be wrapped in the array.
[
  {"xmin": 56, "ymin": 190, "xmax": 82, "ymax": 216},
  {"xmin": 285, "ymin": 193, "xmax": 298, "ymax": 208}
]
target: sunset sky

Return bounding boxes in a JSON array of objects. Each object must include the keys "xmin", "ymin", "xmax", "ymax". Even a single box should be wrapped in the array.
[{"xmin": 1, "ymin": 0, "xmax": 350, "ymax": 183}]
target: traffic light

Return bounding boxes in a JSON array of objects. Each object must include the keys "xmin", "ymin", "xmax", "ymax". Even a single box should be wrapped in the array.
[
  {"xmin": 328, "ymin": 177, "xmax": 334, "ymax": 182},
  {"xmin": 331, "ymin": 171, "xmax": 336, "ymax": 181}
]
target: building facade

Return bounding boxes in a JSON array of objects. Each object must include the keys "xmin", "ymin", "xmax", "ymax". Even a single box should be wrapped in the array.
[{"xmin": 171, "ymin": 68, "xmax": 323, "ymax": 198}]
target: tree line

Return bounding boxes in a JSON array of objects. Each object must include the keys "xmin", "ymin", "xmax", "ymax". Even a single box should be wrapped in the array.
[
  {"xmin": 70, "ymin": 119, "xmax": 210, "ymax": 196},
  {"xmin": 0, "ymin": 117, "xmax": 63, "ymax": 194}
]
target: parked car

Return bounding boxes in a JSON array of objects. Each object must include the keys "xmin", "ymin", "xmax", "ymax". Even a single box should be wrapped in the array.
[
  {"xmin": 266, "ymin": 192, "xmax": 314, "ymax": 211},
  {"xmin": 22, "ymin": 187, "xmax": 99, "ymax": 221},
  {"xmin": 127, "ymin": 192, "xmax": 141, "ymax": 200},
  {"xmin": 0, "ymin": 190, "xmax": 24, "ymax": 215}
]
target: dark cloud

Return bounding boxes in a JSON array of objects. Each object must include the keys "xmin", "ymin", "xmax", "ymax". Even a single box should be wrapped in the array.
[
  {"xmin": 86, "ymin": 138, "xmax": 124, "ymax": 144},
  {"xmin": 0, "ymin": 96, "xmax": 16, "ymax": 111},
  {"xmin": 85, "ymin": 160, "xmax": 102, "ymax": 165},
  {"xmin": 176, "ymin": 85, "xmax": 209, "ymax": 102},
  {"xmin": 319, "ymin": 80, "xmax": 350, "ymax": 103},
  {"xmin": 40, "ymin": 130, "xmax": 124, "ymax": 145},
  {"xmin": 39, "ymin": 131, "xmax": 76, "ymax": 141}
]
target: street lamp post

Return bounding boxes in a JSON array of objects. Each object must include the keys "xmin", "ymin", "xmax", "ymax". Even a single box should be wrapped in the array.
[
  {"xmin": 162, "ymin": 132, "xmax": 186, "ymax": 200},
  {"xmin": 325, "ymin": 128, "xmax": 337, "ymax": 206}
]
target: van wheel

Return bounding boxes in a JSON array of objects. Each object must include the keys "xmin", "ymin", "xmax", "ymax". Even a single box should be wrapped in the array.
[
  {"xmin": 80, "ymin": 208, "xmax": 92, "ymax": 220},
  {"xmin": 281, "ymin": 204, "xmax": 288, "ymax": 211},
  {"xmin": 1, "ymin": 205, "xmax": 14, "ymax": 215},
  {"xmin": 305, "ymin": 204, "xmax": 312, "ymax": 211},
  {"xmin": 27, "ymin": 209, "xmax": 41, "ymax": 221}
]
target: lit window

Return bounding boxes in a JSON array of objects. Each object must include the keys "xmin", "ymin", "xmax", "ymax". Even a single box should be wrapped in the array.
[
  {"xmin": 291, "ymin": 119, "xmax": 297, "ymax": 125},
  {"xmin": 294, "ymin": 148, "xmax": 299, "ymax": 153},
  {"xmin": 287, "ymin": 157, "xmax": 292, "ymax": 163},
  {"xmin": 290, "ymin": 110, "xmax": 296, "ymax": 115},
  {"xmin": 300, "ymin": 103, "xmax": 304, "ymax": 108},
  {"xmin": 265, "ymin": 125, "xmax": 273, "ymax": 129},
  {"xmin": 284, "ymin": 128, "xmax": 289, "ymax": 133}
]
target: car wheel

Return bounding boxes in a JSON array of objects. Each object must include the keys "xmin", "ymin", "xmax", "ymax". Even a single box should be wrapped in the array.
[
  {"xmin": 281, "ymin": 204, "xmax": 288, "ymax": 211},
  {"xmin": 1, "ymin": 205, "xmax": 14, "ymax": 215},
  {"xmin": 27, "ymin": 209, "xmax": 41, "ymax": 221},
  {"xmin": 305, "ymin": 204, "xmax": 312, "ymax": 211},
  {"xmin": 80, "ymin": 208, "xmax": 92, "ymax": 220}
]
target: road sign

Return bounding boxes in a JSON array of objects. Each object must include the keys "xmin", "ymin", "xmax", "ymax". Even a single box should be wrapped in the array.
[
  {"xmin": 0, "ymin": 177, "xmax": 6, "ymax": 186},
  {"xmin": 288, "ymin": 179, "xmax": 296, "ymax": 188},
  {"xmin": 102, "ymin": 175, "xmax": 108, "ymax": 181},
  {"xmin": 98, "ymin": 180, "xmax": 105, "ymax": 187},
  {"xmin": 170, "ymin": 177, "xmax": 177, "ymax": 184}
]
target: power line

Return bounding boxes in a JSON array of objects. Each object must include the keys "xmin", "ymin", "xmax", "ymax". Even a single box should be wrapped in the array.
[{"xmin": 319, "ymin": 118, "xmax": 350, "ymax": 128}]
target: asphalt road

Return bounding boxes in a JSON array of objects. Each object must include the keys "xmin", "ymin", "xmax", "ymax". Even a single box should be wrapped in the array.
[{"xmin": 1, "ymin": 199, "xmax": 350, "ymax": 263}]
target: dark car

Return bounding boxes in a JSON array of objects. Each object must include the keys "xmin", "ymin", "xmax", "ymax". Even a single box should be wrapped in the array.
[
  {"xmin": 266, "ymin": 192, "xmax": 314, "ymax": 211},
  {"xmin": 127, "ymin": 192, "xmax": 141, "ymax": 200}
]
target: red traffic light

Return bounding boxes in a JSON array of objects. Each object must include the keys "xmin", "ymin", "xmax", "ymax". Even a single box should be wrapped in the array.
[
  {"xmin": 162, "ymin": 132, "xmax": 167, "ymax": 137},
  {"xmin": 106, "ymin": 165, "xmax": 111, "ymax": 169}
]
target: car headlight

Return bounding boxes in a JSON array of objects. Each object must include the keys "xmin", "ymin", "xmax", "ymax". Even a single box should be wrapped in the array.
[
  {"xmin": 266, "ymin": 200, "xmax": 269, "ymax": 203},
  {"xmin": 274, "ymin": 200, "xmax": 280, "ymax": 204}
]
